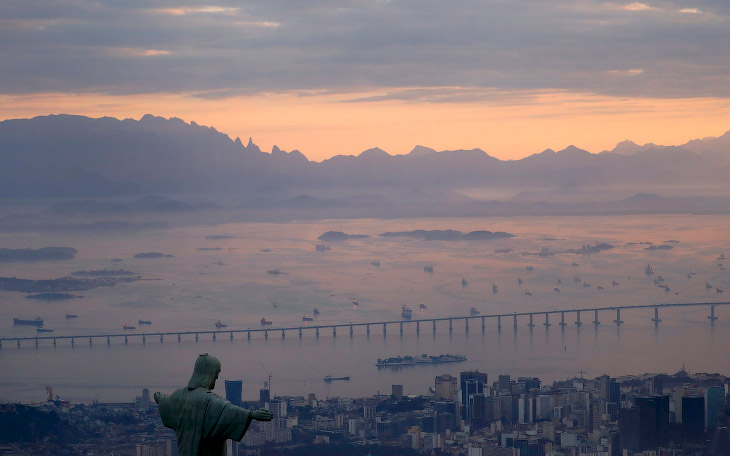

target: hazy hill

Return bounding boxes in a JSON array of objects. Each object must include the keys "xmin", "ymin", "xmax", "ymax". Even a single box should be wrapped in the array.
[{"xmin": 0, "ymin": 114, "xmax": 728, "ymax": 198}]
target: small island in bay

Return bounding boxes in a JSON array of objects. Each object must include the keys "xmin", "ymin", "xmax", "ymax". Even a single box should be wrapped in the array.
[
  {"xmin": 72, "ymin": 269, "xmax": 137, "ymax": 276},
  {"xmin": 567, "ymin": 243, "xmax": 615, "ymax": 254},
  {"xmin": 0, "ymin": 275, "xmax": 145, "ymax": 293},
  {"xmin": 317, "ymin": 231, "xmax": 370, "ymax": 241},
  {"xmin": 134, "ymin": 252, "xmax": 174, "ymax": 258},
  {"xmin": 646, "ymin": 245, "xmax": 673, "ymax": 250},
  {"xmin": 26, "ymin": 292, "xmax": 83, "ymax": 300},
  {"xmin": 380, "ymin": 229, "xmax": 515, "ymax": 241},
  {"xmin": 0, "ymin": 247, "xmax": 77, "ymax": 262}
]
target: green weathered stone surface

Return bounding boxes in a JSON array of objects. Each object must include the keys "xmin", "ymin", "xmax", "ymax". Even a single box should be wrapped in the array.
[{"xmin": 155, "ymin": 354, "xmax": 273, "ymax": 456}]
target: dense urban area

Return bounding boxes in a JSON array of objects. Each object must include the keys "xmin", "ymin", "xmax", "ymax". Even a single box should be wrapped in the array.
[{"xmin": 1, "ymin": 368, "xmax": 729, "ymax": 456}]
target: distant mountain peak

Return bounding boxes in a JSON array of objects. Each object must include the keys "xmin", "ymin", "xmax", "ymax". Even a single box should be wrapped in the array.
[
  {"xmin": 358, "ymin": 147, "xmax": 391, "ymax": 158},
  {"xmin": 408, "ymin": 145, "xmax": 437, "ymax": 156}
]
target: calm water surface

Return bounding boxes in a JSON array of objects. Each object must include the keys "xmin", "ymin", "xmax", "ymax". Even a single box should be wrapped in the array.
[{"xmin": 0, "ymin": 214, "xmax": 728, "ymax": 402}]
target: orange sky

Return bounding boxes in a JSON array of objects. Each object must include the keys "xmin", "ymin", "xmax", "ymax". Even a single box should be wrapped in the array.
[{"xmin": 2, "ymin": 89, "xmax": 729, "ymax": 162}]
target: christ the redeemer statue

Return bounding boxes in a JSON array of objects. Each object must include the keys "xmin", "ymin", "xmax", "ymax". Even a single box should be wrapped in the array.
[{"xmin": 154, "ymin": 353, "xmax": 273, "ymax": 456}]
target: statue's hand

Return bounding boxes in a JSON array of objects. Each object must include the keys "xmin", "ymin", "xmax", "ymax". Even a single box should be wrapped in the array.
[
  {"xmin": 251, "ymin": 409, "xmax": 274, "ymax": 421},
  {"xmin": 153, "ymin": 392, "xmax": 162, "ymax": 403}
]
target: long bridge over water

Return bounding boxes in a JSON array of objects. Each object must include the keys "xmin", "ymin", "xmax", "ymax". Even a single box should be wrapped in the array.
[{"xmin": 3, "ymin": 301, "xmax": 729, "ymax": 349}]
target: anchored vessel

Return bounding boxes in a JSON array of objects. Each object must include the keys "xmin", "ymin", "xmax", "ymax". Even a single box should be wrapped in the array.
[
  {"xmin": 123, "ymin": 323, "xmax": 136, "ymax": 330},
  {"xmin": 377, "ymin": 354, "xmax": 467, "ymax": 368},
  {"xmin": 401, "ymin": 305, "xmax": 413, "ymax": 319},
  {"xmin": 215, "ymin": 320, "xmax": 228, "ymax": 328},
  {"xmin": 324, "ymin": 375, "xmax": 350, "ymax": 382},
  {"xmin": 260, "ymin": 318, "xmax": 272, "ymax": 326},
  {"xmin": 302, "ymin": 315, "xmax": 314, "ymax": 322},
  {"xmin": 14, "ymin": 317, "xmax": 43, "ymax": 327}
]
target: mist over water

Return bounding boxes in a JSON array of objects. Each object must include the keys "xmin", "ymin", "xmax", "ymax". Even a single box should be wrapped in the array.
[{"xmin": 0, "ymin": 214, "xmax": 728, "ymax": 403}]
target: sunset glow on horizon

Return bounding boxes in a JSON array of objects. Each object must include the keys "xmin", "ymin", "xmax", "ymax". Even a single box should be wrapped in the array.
[
  {"xmin": 2, "ymin": 0, "xmax": 730, "ymax": 161},
  {"xmin": 1, "ymin": 89, "xmax": 729, "ymax": 162}
]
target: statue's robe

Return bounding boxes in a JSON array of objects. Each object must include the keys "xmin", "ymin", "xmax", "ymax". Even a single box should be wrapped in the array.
[{"xmin": 157, "ymin": 387, "xmax": 253, "ymax": 456}]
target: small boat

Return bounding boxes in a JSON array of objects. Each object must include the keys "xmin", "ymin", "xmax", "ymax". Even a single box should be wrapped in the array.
[
  {"xmin": 596, "ymin": 285, "xmax": 604, "ymax": 290},
  {"xmin": 518, "ymin": 278, "xmax": 523, "ymax": 285},
  {"xmin": 706, "ymin": 282, "xmax": 713, "ymax": 289},
  {"xmin": 272, "ymin": 302, "xmax": 278, "ymax": 308},
  {"xmin": 574, "ymin": 276, "xmax": 581, "ymax": 283},
  {"xmin": 37, "ymin": 328, "xmax": 53, "ymax": 333},
  {"xmin": 645, "ymin": 264, "xmax": 654, "ymax": 275},
  {"xmin": 315, "ymin": 244, "xmax": 331, "ymax": 252},
  {"xmin": 123, "ymin": 323, "xmax": 136, "ymax": 330},
  {"xmin": 554, "ymin": 287, "xmax": 560, "ymax": 292},
  {"xmin": 572, "ymin": 262, "xmax": 579, "ymax": 267},
  {"xmin": 492, "ymin": 283, "xmax": 498, "ymax": 294},
  {"xmin": 419, "ymin": 303, "xmax": 427, "ymax": 310},
  {"xmin": 691, "ymin": 270, "xmax": 697, "ymax": 276},
  {"xmin": 260, "ymin": 318, "xmax": 272, "ymax": 326},
  {"xmin": 470, "ymin": 307, "xmax": 480, "ymax": 316},
  {"xmin": 313, "ymin": 307, "xmax": 320, "ymax": 315},
  {"xmin": 612, "ymin": 281, "xmax": 619, "ymax": 286},
  {"xmin": 462, "ymin": 278, "xmax": 468, "ymax": 287},
  {"xmin": 65, "ymin": 314, "xmax": 78, "ymax": 319},
  {"xmin": 424, "ymin": 265, "xmax": 433, "ymax": 273},
  {"xmin": 215, "ymin": 320, "xmax": 228, "ymax": 328},
  {"xmin": 324, "ymin": 375, "xmax": 350, "ymax": 382},
  {"xmin": 525, "ymin": 290, "xmax": 532, "ymax": 296},
  {"xmin": 401, "ymin": 305, "xmax": 413, "ymax": 319},
  {"xmin": 526, "ymin": 266, "xmax": 534, "ymax": 271},
  {"xmin": 370, "ymin": 260, "xmax": 380, "ymax": 266},
  {"xmin": 719, "ymin": 254, "xmax": 726, "ymax": 260},
  {"xmin": 267, "ymin": 269, "xmax": 282, "ymax": 275},
  {"xmin": 138, "ymin": 320, "xmax": 151, "ymax": 325},
  {"xmin": 718, "ymin": 288, "xmax": 725, "ymax": 294},
  {"xmin": 583, "ymin": 282, "xmax": 590, "ymax": 288},
  {"xmin": 14, "ymin": 317, "xmax": 43, "ymax": 327},
  {"xmin": 302, "ymin": 315, "xmax": 314, "ymax": 321},
  {"xmin": 557, "ymin": 278, "xmax": 562, "ymax": 284},
  {"xmin": 352, "ymin": 299, "xmax": 359, "ymax": 306}
]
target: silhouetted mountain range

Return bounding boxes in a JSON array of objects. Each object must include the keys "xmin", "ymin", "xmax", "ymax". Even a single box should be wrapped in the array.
[{"xmin": 0, "ymin": 114, "xmax": 728, "ymax": 198}]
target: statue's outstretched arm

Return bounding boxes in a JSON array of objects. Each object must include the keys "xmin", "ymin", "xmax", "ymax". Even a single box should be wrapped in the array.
[{"xmin": 250, "ymin": 409, "xmax": 274, "ymax": 421}]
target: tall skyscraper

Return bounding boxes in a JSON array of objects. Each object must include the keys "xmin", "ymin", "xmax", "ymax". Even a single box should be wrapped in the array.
[
  {"xmin": 460, "ymin": 371, "xmax": 487, "ymax": 421},
  {"xmin": 620, "ymin": 396, "xmax": 669, "ymax": 452},
  {"xmin": 435, "ymin": 374, "xmax": 458, "ymax": 401},
  {"xmin": 706, "ymin": 386, "xmax": 725, "ymax": 430},
  {"xmin": 619, "ymin": 406, "xmax": 640, "ymax": 452},
  {"xmin": 498, "ymin": 374, "xmax": 511, "ymax": 392},
  {"xmin": 225, "ymin": 380, "xmax": 243, "ymax": 407},
  {"xmin": 683, "ymin": 396, "xmax": 705, "ymax": 442}
]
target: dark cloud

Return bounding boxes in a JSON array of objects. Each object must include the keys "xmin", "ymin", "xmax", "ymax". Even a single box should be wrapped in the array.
[{"xmin": 1, "ymin": 0, "xmax": 728, "ymax": 98}]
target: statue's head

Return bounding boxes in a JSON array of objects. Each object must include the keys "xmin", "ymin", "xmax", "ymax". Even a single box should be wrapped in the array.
[{"xmin": 187, "ymin": 353, "xmax": 221, "ymax": 390}]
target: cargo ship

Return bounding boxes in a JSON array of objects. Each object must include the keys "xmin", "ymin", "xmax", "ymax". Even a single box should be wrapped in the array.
[
  {"xmin": 377, "ymin": 354, "xmax": 467, "ymax": 368},
  {"xmin": 65, "ymin": 313, "xmax": 78, "ymax": 319},
  {"xmin": 324, "ymin": 375, "xmax": 350, "ymax": 382},
  {"xmin": 138, "ymin": 320, "xmax": 152, "ymax": 325},
  {"xmin": 302, "ymin": 315, "xmax": 313, "ymax": 321},
  {"xmin": 313, "ymin": 307, "xmax": 320, "ymax": 315},
  {"xmin": 260, "ymin": 318, "xmax": 272, "ymax": 326},
  {"xmin": 13, "ymin": 317, "xmax": 43, "ymax": 327},
  {"xmin": 123, "ymin": 323, "xmax": 136, "ymax": 330},
  {"xmin": 401, "ymin": 305, "xmax": 413, "ymax": 319},
  {"xmin": 37, "ymin": 328, "xmax": 53, "ymax": 333},
  {"xmin": 215, "ymin": 320, "xmax": 227, "ymax": 328}
]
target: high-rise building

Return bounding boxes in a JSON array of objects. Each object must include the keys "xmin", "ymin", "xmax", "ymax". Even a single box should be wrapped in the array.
[
  {"xmin": 635, "ymin": 396, "xmax": 669, "ymax": 449},
  {"xmin": 259, "ymin": 387, "xmax": 270, "ymax": 407},
  {"xmin": 598, "ymin": 375, "xmax": 611, "ymax": 401},
  {"xmin": 225, "ymin": 380, "xmax": 243, "ymax": 407},
  {"xmin": 461, "ymin": 371, "xmax": 487, "ymax": 420},
  {"xmin": 683, "ymin": 396, "xmax": 705, "ymax": 442},
  {"xmin": 364, "ymin": 404, "xmax": 377, "ymax": 420},
  {"xmin": 498, "ymin": 374, "xmax": 511, "ymax": 392},
  {"xmin": 706, "ymin": 387, "xmax": 725, "ymax": 430},
  {"xmin": 392, "ymin": 384, "xmax": 404, "ymax": 400},
  {"xmin": 435, "ymin": 374, "xmax": 458, "ymax": 401},
  {"xmin": 619, "ymin": 406, "xmax": 640, "ymax": 452}
]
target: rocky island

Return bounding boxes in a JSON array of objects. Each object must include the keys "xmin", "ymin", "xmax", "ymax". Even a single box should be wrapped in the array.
[
  {"xmin": 317, "ymin": 231, "xmax": 370, "ymax": 241},
  {"xmin": 380, "ymin": 229, "xmax": 515, "ymax": 241},
  {"xmin": 0, "ymin": 247, "xmax": 77, "ymax": 262},
  {"xmin": 134, "ymin": 252, "xmax": 174, "ymax": 258}
]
